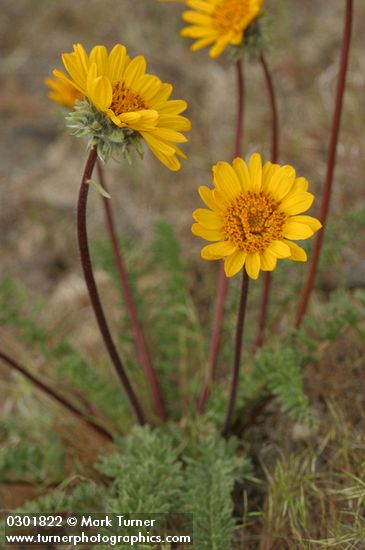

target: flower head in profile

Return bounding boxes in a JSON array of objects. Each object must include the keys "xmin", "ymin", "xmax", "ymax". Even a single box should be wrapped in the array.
[
  {"xmin": 52, "ymin": 44, "xmax": 191, "ymax": 170},
  {"xmin": 180, "ymin": 0, "xmax": 264, "ymax": 58},
  {"xmin": 192, "ymin": 154, "xmax": 322, "ymax": 279},
  {"xmin": 45, "ymin": 73, "xmax": 83, "ymax": 109}
]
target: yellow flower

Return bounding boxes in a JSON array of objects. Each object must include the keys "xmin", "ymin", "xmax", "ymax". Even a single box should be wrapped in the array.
[
  {"xmin": 45, "ymin": 74, "xmax": 83, "ymax": 108},
  {"xmin": 53, "ymin": 44, "xmax": 191, "ymax": 171},
  {"xmin": 181, "ymin": 0, "xmax": 264, "ymax": 58},
  {"xmin": 192, "ymin": 154, "xmax": 322, "ymax": 280}
]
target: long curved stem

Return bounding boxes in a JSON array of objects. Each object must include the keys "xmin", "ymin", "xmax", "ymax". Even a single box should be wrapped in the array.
[
  {"xmin": 197, "ymin": 60, "xmax": 245, "ymax": 414},
  {"xmin": 96, "ymin": 161, "xmax": 166, "ymax": 421},
  {"xmin": 221, "ymin": 272, "xmax": 249, "ymax": 436},
  {"xmin": 296, "ymin": 0, "xmax": 353, "ymax": 327},
  {"xmin": 253, "ymin": 53, "xmax": 279, "ymax": 353},
  {"xmin": 77, "ymin": 148, "xmax": 145, "ymax": 425},
  {"xmin": 0, "ymin": 350, "xmax": 113, "ymax": 441},
  {"xmin": 233, "ymin": 59, "xmax": 245, "ymax": 160}
]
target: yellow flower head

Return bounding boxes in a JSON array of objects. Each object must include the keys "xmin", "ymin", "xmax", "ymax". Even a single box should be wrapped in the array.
[
  {"xmin": 45, "ymin": 73, "xmax": 83, "ymax": 109},
  {"xmin": 53, "ymin": 44, "xmax": 191, "ymax": 170},
  {"xmin": 181, "ymin": 0, "xmax": 264, "ymax": 58},
  {"xmin": 192, "ymin": 154, "xmax": 322, "ymax": 279}
]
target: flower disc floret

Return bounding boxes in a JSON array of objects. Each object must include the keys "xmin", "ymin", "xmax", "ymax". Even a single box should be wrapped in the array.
[
  {"xmin": 223, "ymin": 192, "xmax": 287, "ymax": 253},
  {"xmin": 192, "ymin": 154, "xmax": 322, "ymax": 279},
  {"xmin": 53, "ymin": 43, "xmax": 191, "ymax": 170},
  {"xmin": 181, "ymin": 0, "xmax": 264, "ymax": 58}
]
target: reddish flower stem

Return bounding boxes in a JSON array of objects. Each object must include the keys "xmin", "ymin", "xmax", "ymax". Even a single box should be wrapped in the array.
[
  {"xmin": 197, "ymin": 59, "xmax": 245, "ymax": 414},
  {"xmin": 0, "ymin": 350, "xmax": 113, "ymax": 441},
  {"xmin": 253, "ymin": 53, "xmax": 279, "ymax": 353},
  {"xmin": 233, "ymin": 59, "xmax": 245, "ymax": 161},
  {"xmin": 77, "ymin": 148, "xmax": 145, "ymax": 425},
  {"xmin": 296, "ymin": 0, "xmax": 353, "ymax": 328},
  {"xmin": 221, "ymin": 271, "xmax": 249, "ymax": 436},
  {"xmin": 96, "ymin": 161, "xmax": 166, "ymax": 421},
  {"xmin": 260, "ymin": 53, "xmax": 279, "ymax": 166}
]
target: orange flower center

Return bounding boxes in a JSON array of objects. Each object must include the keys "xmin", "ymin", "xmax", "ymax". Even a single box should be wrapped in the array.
[
  {"xmin": 223, "ymin": 192, "xmax": 287, "ymax": 253},
  {"xmin": 111, "ymin": 82, "xmax": 147, "ymax": 116},
  {"xmin": 212, "ymin": 0, "xmax": 252, "ymax": 34}
]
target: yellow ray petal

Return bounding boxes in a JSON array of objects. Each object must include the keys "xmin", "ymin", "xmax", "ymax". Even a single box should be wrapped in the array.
[
  {"xmin": 141, "ymin": 131, "xmax": 177, "ymax": 156},
  {"xmin": 135, "ymin": 75, "xmax": 161, "ymax": 101},
  {"xmin": 291, "ymin": 215, "xmax": 322, "ymax": 232},
  {"xmin": 209, "ymin": 34, "xmax": 231, "ymax": 58},
  {"xmin": 268, "ymin": 165, "xmax": 296, "ymax": 201},
  {"xmin": 280, "ymin": 192, "xmax": 314, "ymax": 216},
  {"xmin": 283, "ymin": 222, "xmax": 315, "ymax": 241},
  {"xmin": 191, "ymin": 223, "xmax": 223, "ymax": 241},
  {"xmin": 181, "ymin": 25, "xmax": 218, "ymax": 39},
  {"xmin": 62, "ymin": 52, "xmax": 88, "ymax": 91},
  {"xmin": 198, "ymin": 186, "xmax": 221, "ymax": 211},
  {"xmin": 152, "ymin": 127, "xmax": 188, "ymax": 143},
  {"xmin": 182, "ymin": 11, "xmax": 212, "ymax": 26},
  {"xmin": 105, "ymin": 109, "xmax": 125, "ymax": 127},
  {"xmin": 224, "ymin": 250, "xmax": 247, "ymax": 277},
  {"xmin": 108, "ymin": 44, "xmax": 127, "ymax": 83},
  {"xmin": 87, "ymin": 74, "xmax": 113, "ymax": 111},
  {"xmin": 148, "ymin": 144, "xmax": 181, "ymax": 171},
  {"xmin": 260, "ymin": 250, "xmax": 277, "ymax": 271},
  {"xmin": 172, "ymin": 144, "xmax": 188, "ymax": 159},
  {"xmin": 74, "ymin": 44, "xmax": 89, "ymax": 73},
  {"xmin": 143, "ymin": 127, "xmax": 187, "ymax": 149},
  {"xmin": 187, "ymin": 0, "xmax": 214, "ymax": 13},
  {"xmin": 157, "ymin": 99, "xmax": 188, "ymax": 115},
  {"xmin": 52, "ymin": 69, "xmax": 83, "ymax": 94},
  {"xmin": 213, "ymin": 189, "xmax": 229, "ymax": 209},
  {"xmin": 123, "ymin": 56, "xmax": 147, "ymax": 89},
  {"xmin": 292, "ymin": 177, "xmax": 309, "ymax": 193},
  {"xmin": 248, "ymin": 153, "xmax": 262, "ymax": 192},
  {"xmin": 284, "ymin": 240, "xmax": 307, "ymax": 262},
  {"xmin": 191, "ymin": 37, "xmax": 216, "ymax": 51},
  {"xmin": 158, "ymin": 114, "xmax": 191, "ymax": 132},
  {"xmin": 126, "ymin": 109, "xmax": 159, "ymax": 130},
  {"xmin": 201, "ymin": 241, "xmax": 237, "ymax": 259},
  {"xmin": 231, "ymin": 30, "xmax": 243, "ymax": 45},
  {"xmin": 232, "ymin": 157, "xmax": 250, "ymax": 193},
  {"xmin": 267, "ymin": 240, "xmax": 291, "ymax": 259},
  {"xmin": 89, "ymin": 45, "xmax": 108, "ymax": 76},
  {"xmin": 192, "ymin": 208, "xmax": 223, "ymax": 229},
  {"xmin": 245, "ymin": 252, "xmax": 260, "ymax": 280},
  {"xmin": 262, "ymin": 161, "xmax": 280, "ymax": 192},
  {"xmin": 213, "ymin": 161, "xmax": 241, "ymax": 200}
]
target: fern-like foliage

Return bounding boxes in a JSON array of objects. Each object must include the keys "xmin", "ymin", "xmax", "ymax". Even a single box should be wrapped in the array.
[
  {"xmin": 7, "ymin": 480, "xmax": 106, "ymax": 513},
  {"xmin": 51, "ymin": 340, "xmax": 129, "ymax": 426},
  {"xmin": 9, "ymin": 428, "xmax": 253, "ymax": 549},
  {"xmin": 0, "ymin": 407, "xmax": 65, "ymax": 484},
  {"xmin": 146, "ymin": 220, "xmax": 204, "ymax": 416},
  {"xmin": 0, "ymin": 278, "xmax": 47, "ymax": 349},
  {"xmin": 255, "ymin": 347, "xmax": 311, "ymax": 423},
  {"xmin": 91, "ymin": 233, "xmax": 143, "ymax": 327},
  {"xmin": 93, "ymin": 220, "xmax": 205, "ymax": 418},
  {"xmin": 98, "ymin": 427, "xmax": 183, "ymax": 514},
  {"xmin": 183, "ymin": 435, "xmax": 251, "ymax": 550},
  {"xmin": 210, "ymin": 289, "xmax": 365, "ymax": 429}
]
